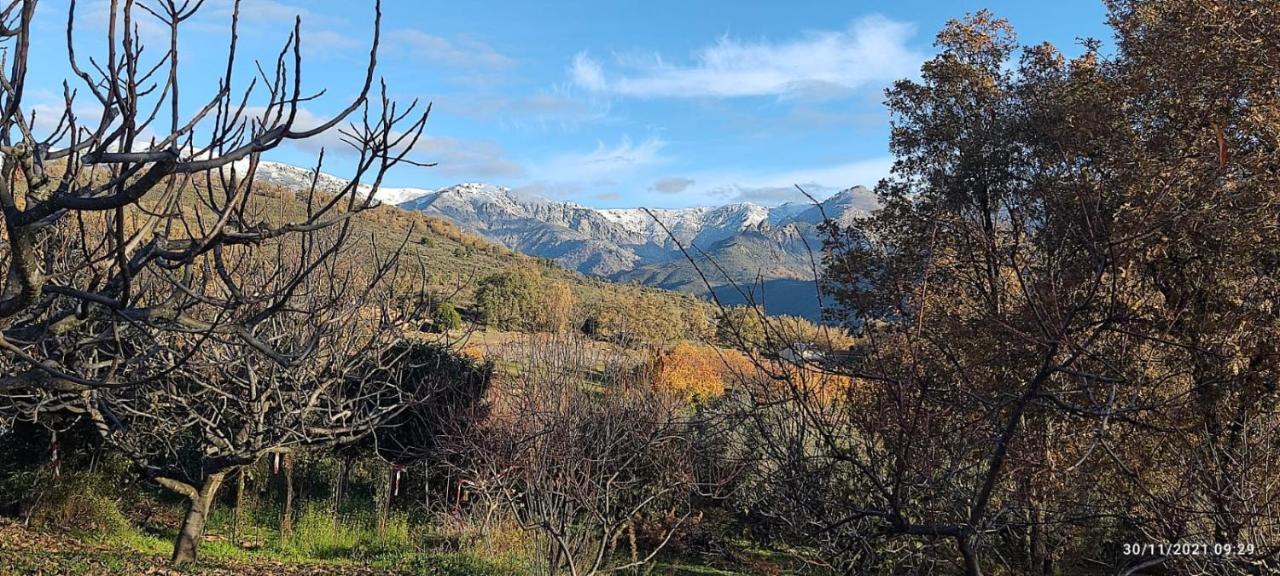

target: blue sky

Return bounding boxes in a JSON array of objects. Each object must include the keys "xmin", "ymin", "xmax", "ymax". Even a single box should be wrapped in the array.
[{"xmin": 27, "ymin": 0, "xmax": 1110, "ymax": 208}]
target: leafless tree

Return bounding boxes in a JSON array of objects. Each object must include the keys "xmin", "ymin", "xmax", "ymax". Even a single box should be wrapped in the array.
[
  {"xmin": 459, "ymin": 333, "xmax": 702, "ymax": 576},
  {"xmin": 0, "ymin": 0, "xmax": 440, "ymax": 565},
  {"xmin": 0, "ymin": 0, "xmax": 429, "ymax": 400},
  {"xmin": 74, "ymin": 316, "xmax": 436, "ymax": 565}
]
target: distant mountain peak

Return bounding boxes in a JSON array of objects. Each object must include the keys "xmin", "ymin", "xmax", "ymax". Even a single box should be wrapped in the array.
[
  {"xmin": 443, "ymin": 182, "xmax": 509, "ymax": 194},
  {"xmin": 398, "ymin": 178, "xmax": 871, "ymax": 319},
  {"xmin": 251, "ymin": 160, "xmax": 871, "ymax": 319},
  {"xmin": 436, "ymin": 182, "xmax": 513, "ymax": 201},
  {"xmin": 249, "ymin": 160, "xmax": 433, "ymax": 206}
]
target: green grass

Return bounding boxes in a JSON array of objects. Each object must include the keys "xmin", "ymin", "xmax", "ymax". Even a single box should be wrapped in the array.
[
  {"xmin": 1, "ymin": 457, "xmax": 750, "ymax": 576},
  {"xmin": 103, "ymin": 529, "xmax": 172, "ymax": 556},
  {"xmin": 80, "ymin": 516, "xmax": 530, "ymax": 576},
  {"xmin": 4, "ymin": 504, "xmax": 749, "ymax": 576}
]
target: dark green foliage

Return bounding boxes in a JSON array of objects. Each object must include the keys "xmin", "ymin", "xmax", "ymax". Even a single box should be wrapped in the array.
[
  {"xmin": 367, "ymin": 343, "xmax": 493, "ymax": 465},
  {"xmin": 474, "ymin": 269, "xmax": 540, "ymax": 330},
  {"xmin": 579, "ymin": 316, "xmax": 600, "ymax": 337},
  {"xmin": 432, "ymin": 302, "xmax": 463, "ymax": 332}
]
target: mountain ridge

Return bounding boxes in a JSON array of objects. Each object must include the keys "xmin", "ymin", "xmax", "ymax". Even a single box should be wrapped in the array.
[{"xmin": 251, "ymin": 160, "xmax": 872, "ymax": 319}]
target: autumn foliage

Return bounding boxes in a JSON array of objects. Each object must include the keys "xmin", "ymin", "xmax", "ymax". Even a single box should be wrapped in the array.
[
  {"xmin": 652, "ymin": 343, "xmax": 738, "ymax": 400},
  {"xmin": 651, "ymin": 342, "xmax": 853, "ymax": 403}
]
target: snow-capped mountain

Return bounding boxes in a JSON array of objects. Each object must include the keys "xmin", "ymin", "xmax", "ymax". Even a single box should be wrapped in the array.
[
  {"xmin": 401, "ymin": 183, "xmax": 874, "ymax": 318},
  {"xmin": 249, "ymin": 161, "xmax": 434, "ymax": 206},
  {"xmin": 245, "ymin": 160, "xmax": 873, "ymax": 318}
]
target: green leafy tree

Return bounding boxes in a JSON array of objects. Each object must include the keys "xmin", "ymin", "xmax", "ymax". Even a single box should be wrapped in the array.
[
  {"xmin": 474, "ymin": 268, "xmax": 541, "ymax": 330},
  {"xmin": 782, "ymin": 4, "xmax": 1280, "ymax": 574},
  {"xmin": 433, "ymin": 301, "xmax": 463, "ymax": 332}
]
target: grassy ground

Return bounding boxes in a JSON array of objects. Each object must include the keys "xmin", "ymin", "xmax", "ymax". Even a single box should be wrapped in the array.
[
  {"xmin": 0, "ymin": 515, "xmax": 768, "ymax": 576},
  {"xmin": 0, "ymin": 516, "xmax": 524, "ymax": 576}
]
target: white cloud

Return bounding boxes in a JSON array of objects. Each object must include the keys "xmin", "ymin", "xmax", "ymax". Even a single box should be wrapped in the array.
[
  {"xmin": 439, "ymin": 89, "xmax": 612, "ymax": 130},
  {"xmin": 570, "ymin": 15, "xmax": 921, "ymax": 99},
  {"xmin": 197, "ymin": 0, "xmax": 351, "ymax": 29},
  {"xmin": 536, "ymin": 136, "xmax": 667, "ymax": 182},
  {"xmin": 697, "ymin": 157, "xmax": 892, "ymax": 205},
  {"xmin": 390, "ymin": 29, "xmax": 514, "ymax": 69},
  {"xmin": 414, "ymin": 136, "xmax": 525, "ymax": 178},
  {"xmin": 570, "ymin": 53, "xmax": 608, "ymax": 91},
  {"xmin": 299, "ymin": 29, "xmax": 361, "ymax": 58},
  {"xmin": 242, "ymin": 106, "xmax": 523, "ymax": 179}
]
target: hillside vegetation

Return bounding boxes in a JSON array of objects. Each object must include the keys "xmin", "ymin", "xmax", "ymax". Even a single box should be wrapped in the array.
[{"xmin": 182, "ymin": 175, "xmax": 728, "ymax": 347}]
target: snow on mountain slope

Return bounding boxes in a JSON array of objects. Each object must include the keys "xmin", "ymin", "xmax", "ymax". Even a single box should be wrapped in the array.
[
  {"xmin": 592, "ymin": 203, "xmax": 770, "ymax": 246},
  {"xmin": 249, "ymin": 161, "xmax": 433, "ymax": 205},
  {"xmin": 400, "ymin": 182, "xmax": 872, "ymax": 319},
  {"xmin": 237, "ymin": 160, "xmax": 874, "ymax": 319}
]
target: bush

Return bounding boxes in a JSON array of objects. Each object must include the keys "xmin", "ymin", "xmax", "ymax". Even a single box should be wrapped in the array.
[
  {"xmin": 533, "ymin": 281, "xmax": 575, "ymax": 333},
  {"xmin": 715, "ymin": 305, "xmax": 766, "ymax": 350},
  {"xmin": 36, "ymin": 474, "xmax": 133, "ymax": 536},
  {"xmin": 590, "ymin": 288, "xmax": 688, "ymax": 346},
  {"xmin": 0, "ymin": 422, "xmax": 136, "ymax": 536},
  {"xmin": 409, "ymin": 551, "xmax": 528, "ymax": 576},
  {"xmin": 580, "ymin": 316, "xmax": 600, "ymax": 337},
  {"xmin": 652, "ymin": 342, "xmax": 732, "ymax": 401},
  {"xmin": 474, "ymin": 268, "xmax": 540, "ymax": 330},
  {"xmin": 434, "ymin": 302, "xmax": 463, "ymax": 332}
]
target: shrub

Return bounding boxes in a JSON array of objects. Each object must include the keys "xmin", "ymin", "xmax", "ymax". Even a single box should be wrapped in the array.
[
  {"xmin": 715, "ymin": 305, "xmax": 766, "ymax": 350},
  {"xmin": 474, "ymin": 268, "xmax": 541, "ymax": 330},
  {"xmin": 10, "ymin": 467, "xmax": 134, "ymax": 537},
  {"xmin": 579, "ymin": 316, "xmax": 601, "ymax": 337},
  {"xmin": 652, "ymin": 342, "xmax": 731, "ymax": 401},
  {"xmin": 434, "ymin": 302, "xmax": 463, "ymax": 332},
  {"xmin": 590, "ymin": 289, "xmax": 687, "ymax": 346},
  {"xmin": 533, "ymin": 281, "xmax": 575, "ymax": 333}
]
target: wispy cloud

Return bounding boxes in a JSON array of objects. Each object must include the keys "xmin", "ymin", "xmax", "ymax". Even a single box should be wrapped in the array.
[
  {"xmin": 569, "ymin": 15, "xmax": 921, "ymax": 99},
  {"xmin": 390, "ymin": 29, "xmax": 514, "ymax": 69},
  {"xmin": 202, "ymin": 0, "xmax": 330, "ymax": 24},
  {"xmin": 537, "ymin": 136, "xmax": 667, "ymax": 182},
  {"xmin": 245, "ymin": 106, "xmax": 523, "ymax": 180},
  {"xmin": 439, "ymin": 89, "xmax": 612, "ymax": 130},
  {"xmin": 299, "ymin": 29, "xmax": 362, "ymax": 58},
  {"xmin": 506, "ymin": 137, "xmax": 668, "ymax": 203},
  {"xmin": 725, "ymin": 183, "xmax": 878, "ymax": 209},
  {"xmin": 415, "ymin": 136, "xmax": 526, "ymax": 179},
  {"xmin": 696, "ymin": 157, "xmax": 892, "ymax": 205}
]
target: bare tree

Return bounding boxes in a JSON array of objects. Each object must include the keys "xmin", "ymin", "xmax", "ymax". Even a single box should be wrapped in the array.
[
  {"xmin": 0, "ymin": 0, "xmax": 441, "ymax": 565},
  {"xmin": 460, "ymin": 334, "xmax": 701, "ymax": 576},
  {"xmin": 67, "ymin": 237, "xmax": 434, "ymax": 564},
  {"xmin": 0, "ymin": 0, "xmax": 428, "ymax": 401}
]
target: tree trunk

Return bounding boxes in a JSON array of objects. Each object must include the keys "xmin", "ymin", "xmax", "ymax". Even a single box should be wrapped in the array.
[
  {"xmin": 421, "ymin": 461, "xmax": 430, "ymax": 512},
  {"xmin": 281, "ymin": 454, "xmax": 295, "ymax": 541},
  {"xmin": 172, "ymin": 472, "xmax": 227, "ymax": 566},
  {"xmin": 333, "ymin": 457, "xmax": 347, "ymax": 536},
  {"xmin": 377, "ymin": 464, "xmax": 392, "ymax": 540},
  {"xmin": 232, "ymin": 469, "xmax": 246, "ymax": 545},
  {"xmin": 957, "ymin": 534, "xmax": 982, "ymax": 576}
]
